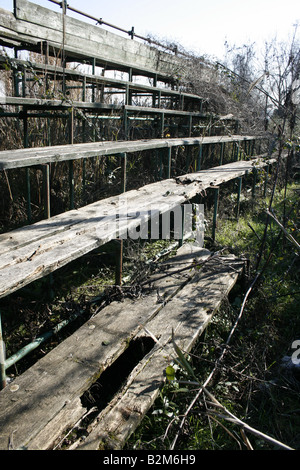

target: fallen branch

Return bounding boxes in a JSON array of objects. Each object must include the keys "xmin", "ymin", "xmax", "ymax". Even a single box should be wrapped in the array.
[
  {"xmin": 169, "ymin": 272, "xmax": 294, "ymax": 451},
  {"xmin": 266, "ymin": 209, "xmax": 300, "ymax": 252}
]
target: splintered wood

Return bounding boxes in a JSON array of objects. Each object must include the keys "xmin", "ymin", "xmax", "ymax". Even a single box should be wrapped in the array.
[{"xmin": 0, "ymin": 245, "xmax": 245, "ymax": 450}]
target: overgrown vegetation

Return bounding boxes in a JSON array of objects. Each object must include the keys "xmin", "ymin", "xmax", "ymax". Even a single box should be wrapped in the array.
[{"xmin": 125, "ymin": 176, "xmax": 300, "ymax": 451}]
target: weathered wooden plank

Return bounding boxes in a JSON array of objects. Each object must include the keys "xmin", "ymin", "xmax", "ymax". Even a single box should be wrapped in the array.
[
  {"xmin": 0, "ymin": 178, "xmax": 201, "ymax": 298},
  {"xmin": 0, "ymin": 245, "xmax": 211, "ymax": 450},
  {"xmin": 72, "ymin": 254, "xmax": 245, "ymax": 450},
  {"xmin": 0, "ymin": 153, "xmax": 275, "ymax": 300},
  {"xmin": 1, "ymin": 97, "xmax": 204, "ymax": 118},
  {"xmin": 0, "ymin": 135, "xmax": 261, "ymax": 169},
  {"xmin": 176, "ymin": 155, "xmax": 279, "ymax": 186},
  {"xmin": 2, "ymin": 0, "xmax": 181, "ymax": 79}
]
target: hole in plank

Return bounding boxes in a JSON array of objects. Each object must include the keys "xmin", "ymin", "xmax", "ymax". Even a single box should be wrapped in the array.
[{"xmin": 81, "ymin": 336, "xmax": 155, "ymax": 412}]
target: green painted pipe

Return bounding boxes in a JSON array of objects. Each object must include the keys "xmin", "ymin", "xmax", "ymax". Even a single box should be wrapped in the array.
[{"xmin": 5, "ymin": 311, "xmax": 83, "ymax": 371}]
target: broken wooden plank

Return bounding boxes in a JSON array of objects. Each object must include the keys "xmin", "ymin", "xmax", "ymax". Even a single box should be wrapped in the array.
[
  {"xmin": 176, "ymin": 154, "xmax": 280, "ymax": 186},
  {"xmin": 0, "ymin": 245, "xmax": 211, "ymax": 450},
  {"xmin": 67, "ymin": 253, "xmax": 246, "ymax": 450}
]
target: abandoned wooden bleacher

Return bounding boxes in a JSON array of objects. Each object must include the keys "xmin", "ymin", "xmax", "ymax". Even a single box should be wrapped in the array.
[
  {"xmin": 0, "ymin": 0, "xmax": 284, "ymax": 451},
  {"xmin": 0, "ymin": 150, "xmax": 278, "ymax": 449}
]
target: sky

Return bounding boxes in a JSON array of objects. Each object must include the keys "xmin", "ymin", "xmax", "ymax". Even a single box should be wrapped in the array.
[{"xmin": 1, "ymin": 0, "xmax": 299, "ymax": 60}]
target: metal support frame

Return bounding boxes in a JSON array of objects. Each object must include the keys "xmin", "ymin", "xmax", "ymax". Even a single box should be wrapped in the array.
[
  {"xmin": 197, "ymin": 144, "xmax": 203, "ymax": 171},
  {"xmin": 236, "ymin": 177, "xmax": 242, "ymax": 219},
  {"xmin": 263, "ymin": 164, "xmax": 269, "ymax": 197},
  {"xmin": 219, "ymin": 142, "xmax": 225, "ymax": 165},
  {"xmin": 167, "ymin": 147, "xmax": 172, "ymax": 179},
  {"xmin": 69, "ymin": 108, "xmax": 75, "ymax": 209},
  {"xmin": 115, "ymin": 153, "xmax": 127, "ymax": 286},
  {"xmin": 42, "ymin": 164, "xmax": 51, "ymax": 219},
  {"xmin": 69, "ymin": 160, "xmax": 74, "ymax": 210},
  {"xmin": 211, "ymin": 186, "xmax": 219, "ymax": 241},
  {"xmin": 252, "ymin": 167, "xmax": 257, "ymax": 199},
  {"xmin": 178, "ymin": 204, "xmax": 185, "ymax": 247}
]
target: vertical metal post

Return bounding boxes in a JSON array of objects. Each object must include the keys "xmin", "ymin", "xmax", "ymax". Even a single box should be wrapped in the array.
[
  {"xmin": 0, "ymin": 311, "xmax": 6, "ymax": 390},
  {"xmin": 125, "ymin": 84, "xmax": 130, "ymax": 106},
  {"xmin": 43, "ymin": 164, "xmax": 51, "ymax": 219},
  {"xmin": 160, "ymin": 112, "xmax": 165, "ymax": 138},
  {"xmin": 197, "ymin": 144, "xmax": 203, "ymax": 171},
  {"xmin": 236, "ymin": 177, "xmax": 242, "ymax": 219},
  {"xmin": 92, "ymin": 58, "xmax": 96, "ymax": 103},
  {"xmin": 82, "ymin": 75, "xmax": 86, "ymax": 101},
  {"xmin": 231, "ymin": 142, "xmax": 235, "ymax": 161},
  {"xmin": 69, "ymin": 107, "xmax": 74, "ymax": 144},
  {"xmin": 152, "ymin": 74, "xmax": 157, "ymax": 107},
  {"xmin": 123, "ymin": 109, "xmax": 128, "ymax": 140},
  {"xmin": 22, "ymin": 66, "xmax": 26, "ymax": 97},
  {"xmin": 23, "ymin": 106, "xmax": 32, "ymax": 224},
  {"xmin": 26, "ymin": 167, "xmax": 31, "ymax": 224},
  {"xmin": 13, "ymin": 48, "xmax": 19, "ymax": 97},
  {"xmin": 157, "ymin": 91, "xmax": 161, "ymax": 108},
  {"xmin": 115, "ymin": 153, "xmax": 127, "ymax": 286},
  {"xmin": 69, "ymin": 160, "xmax": 74, "ymax": 210},
  {"xmin": 82, "ymin": 158, "xmax": 86, "ymax": 199},
  {"xmin": 121, "ymin": 153, "xmax": 127, "ymax": 193},
  {"xmin": 219, "ymin": 142, "xmax": 224, "ymax": 165},
  {"xmin": 186, "ymin": 146, "xmax": 191, "ymax": 173},
  {"xmin": 235, "ymin": 142, "xmax": 240, "ymax": 161},
  {"xmin": 252, "ymin": 168, "xmax": 257, "ymax": 200},
  {"xmin": 178, "ymin": 205, "xmax": 185, "ymax": 247},
  {"xmin": 167, "ymin": 147, "xmax": 172, "ymax": 179},
  {"xmin": 263, "ymin": 164, "xmax": 269, "ymax": 198},
  {"xmin": 212, "ymin": 187, "xmax": 219, "ymax": 242},
  {"xmin": 188, "ymin": 115, "xmax": 192, "ymax": 137},
  {"xmin": 69, "ymin": 108, "xmax": 75, "ymax": 210}
]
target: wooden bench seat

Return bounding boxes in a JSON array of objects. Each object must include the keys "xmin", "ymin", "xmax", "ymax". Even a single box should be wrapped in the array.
[
  {"xmin": 0, "ymin": 155, "xmax": 276, "ymax": 300},
  {"xmin": 0, "ymin": 135, "xmax": 260, "ymax": 170}
]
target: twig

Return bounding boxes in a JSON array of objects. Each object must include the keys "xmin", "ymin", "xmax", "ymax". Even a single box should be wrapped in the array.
[
  {"xmin": 53, "ymin": 406, "xmax": 98, "ymax": 450},
  {"xmin": 169, "ymin": 271, "xmax": 294, "ymax": 451},
  {"xmin": 266, "ymin": 209, "xmax": 300, "ymax": 252},
  {"xmin": 247, "ymin": 222, "xmax": 261, "ymax": 241},
  {"xmin": 141, "ymin": 249, "xmax": 227, "ymax": 287}
]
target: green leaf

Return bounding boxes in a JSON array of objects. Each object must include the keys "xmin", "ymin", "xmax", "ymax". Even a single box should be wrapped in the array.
[
  {"xmin": 171, "ymin": 329, "xmax": 198, "ymax": 382},
  {"xmin": 165, "ymin": 365, "xmax": 176, "ymax": 382}
]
